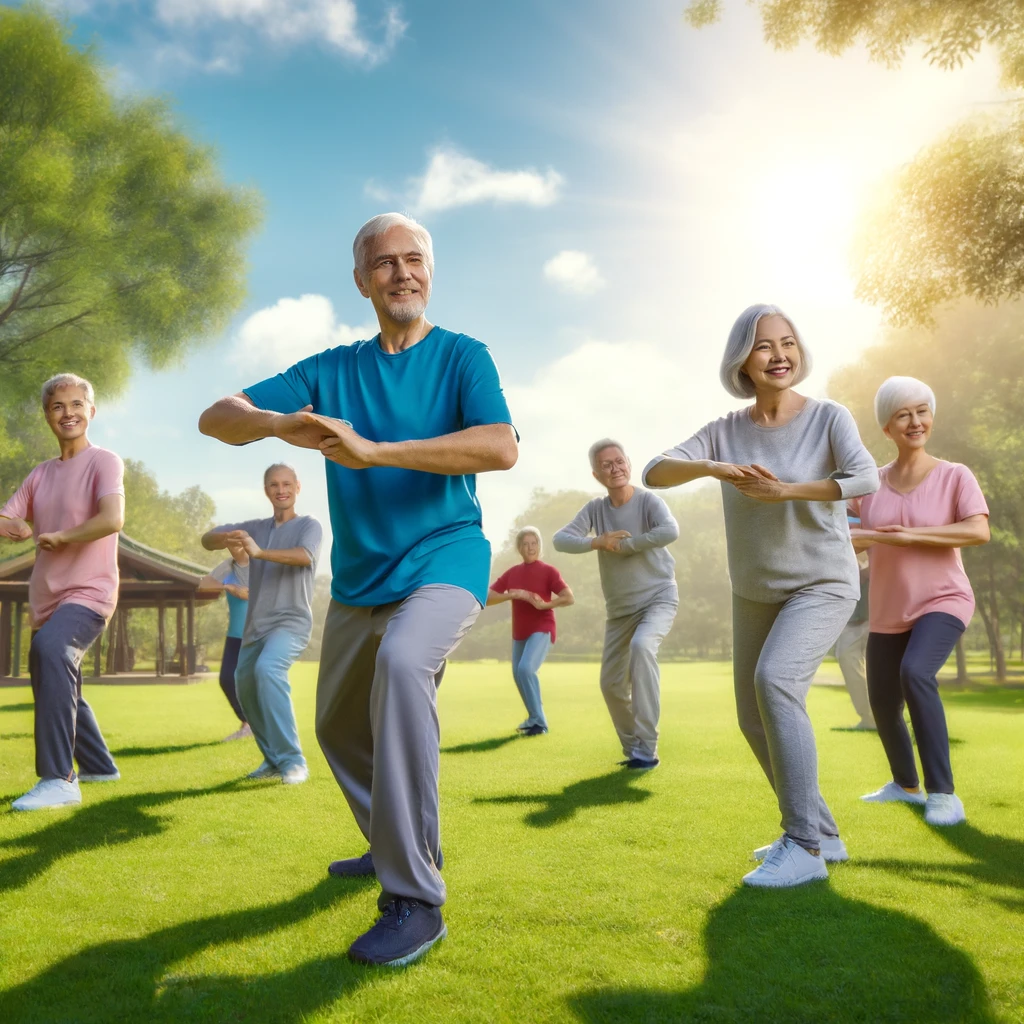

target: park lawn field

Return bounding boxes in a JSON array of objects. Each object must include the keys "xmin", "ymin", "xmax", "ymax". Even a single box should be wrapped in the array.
[{"xmin": 1, "ymin": 663, "xmax": 1022, "ymax": 1024}]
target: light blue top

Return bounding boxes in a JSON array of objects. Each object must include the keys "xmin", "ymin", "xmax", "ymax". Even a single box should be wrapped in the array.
[
  {"xmin": 244, "ymin": 326, "xmax": 514, "ymax": 608},
  {"xmin": 225, "ymin": 591, "xmax": 248, "ymax": 639}
]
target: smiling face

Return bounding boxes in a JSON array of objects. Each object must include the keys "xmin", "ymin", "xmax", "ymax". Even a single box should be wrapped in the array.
[
  {"xmin": 593, "ymin": 446, "xmax": 631, "ymax": 491},
  {"xmin": 353, "ymin": 225, "xmax": 432, "ymax": 325},
  {"xmin": 45, "ymin": 386, "xmax": 94, "ymax": 443},
  {"xmin": 741, "ymin": 314, "xmax": 801, "ymax": 394},
  {"xmin": 884, "ymin": 401, "xmax": 933, "ymax": 452},
  {"xmin": 518, "ymin": 533, "xmax": 540, "ymax": 564},
  {"xmin": 264, "ymin": 467, "xmax": 300, "ymax": 512}
]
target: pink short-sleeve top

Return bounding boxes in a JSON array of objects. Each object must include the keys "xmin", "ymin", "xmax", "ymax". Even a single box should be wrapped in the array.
[
  {"xmin": 855, "ymin": 460, "xmax": 989, "ymax": 633},
  {"xmin": 1, "ymin": 445, "xmax": 124, "ymax": 627}
]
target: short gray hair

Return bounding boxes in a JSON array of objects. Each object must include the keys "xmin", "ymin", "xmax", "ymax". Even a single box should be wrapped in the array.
[
  {"xmin": 352, "ymin": 212, "xmax": 434, "ymax": 274},
  {"xmin": 874, "ymin": 376, "xmax": 936, "ymax": 429},
  {"xmin": 264, "ymin": 463, "xmax": 298, "ymax": 485},
  {"xmin": 719, "ymin": 304, "xmax": 812, "ymax": 399},
  {"xmin": 41, "ymin": 373, "xmax": 95, "ymax": 410},
  {"xmin": 588, "ymin": 438, "xmax": 628, "ymax": 471},
  {"xmin": 516, "ymin": 526, "xmax": 542, "ymax": 554}
]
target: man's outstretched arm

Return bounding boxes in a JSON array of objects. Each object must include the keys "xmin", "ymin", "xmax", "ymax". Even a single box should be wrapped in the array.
[{"xmin": 199, "ymin": 393, "xmax": 334, "ymax": 450}]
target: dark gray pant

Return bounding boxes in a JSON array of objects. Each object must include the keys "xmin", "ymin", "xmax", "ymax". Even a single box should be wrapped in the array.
[
  {"xmin": 30, "ymin": 602, "xmax": 117, "ymax": 782},
  {"xmin": 866, "ymin": 612, "xmax": 963, "ymax": 795},
  {"xmin": 315, "ymin": 585, "xmax": 481, "ymax": 910}
]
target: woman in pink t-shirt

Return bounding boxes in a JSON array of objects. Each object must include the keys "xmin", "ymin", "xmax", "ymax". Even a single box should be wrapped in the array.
[{"xmin": 852, "ymin": 376, "xmax": 989, "ymax": 828}]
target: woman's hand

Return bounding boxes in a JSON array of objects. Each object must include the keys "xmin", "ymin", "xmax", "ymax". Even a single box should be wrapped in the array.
[
  {"xmin": 731, "ymin": 465, "xmax": 788, "ymax": 503},
  {"xmin": 871, "ymin": 524, "xmax": 916, "ymax": 547},
  {"xmin": 709, "ymin": 462, "xmax": 769, "ymax": 483}
]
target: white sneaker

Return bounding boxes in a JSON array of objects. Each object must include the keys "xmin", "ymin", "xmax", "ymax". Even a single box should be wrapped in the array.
[
  {"xmin": 281, "ymin": 764, "xmax": 309, "ymax": 785},
  {"xmin": 753, "ymin": 836, "xmax": 848, "ymax": 863},
  {"xmin": 247, "ymin": 761, "xmax": 281, "ymax": 780},
  {"xmin": 12, "ymin": 778, "xmax": 82, "ymax": 811},
  {"xmin": 78, "ymin": 770, "xmax": 120, "ymax": 783},
  {"xmin": 860, "ymin": 781, "xmax": 926, "ymax": 805},
  {"xmin": 924, "ymin": 792, "xmax": 965, "ymax": 826},
  {"xmin": 742, "ymin": 836, "xmax": 829, "ymax": 888},
  {"xmin": 223, "ymin": 723, "xmax": 253, "ymax": 742}
]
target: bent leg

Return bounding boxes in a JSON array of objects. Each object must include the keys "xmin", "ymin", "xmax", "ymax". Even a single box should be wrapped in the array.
[
  {"xmin": 866, "ymin": 630, "xmax": 916, "ymax": 788},
  {"xmin": 219, "ymin": 636, "xmax": 246, "ymax": 722},
  {"xmin": 627, "ymin": 601, "xmax": 677, "ymax": 760},
  {"xmin": 234, "ymin": 638, "xmax": 269, "ymax": 761},
  {"xmin": 515, "ymin": 632, "xmax": 551, "ymax": 729},
  {"xmin": 252, "ymin": 630, "xmax": 307, "ymax": 771},
  {"xmin": 510, "ymin": 639, "xmax": 532, "ymax": 719},
  {"xmin": 835, "ymin": 619, "xmax": 874, "ymax": 727},
  {"xmin": 599, "ymin": 612, "xmax": 640, "ymax": 758}
]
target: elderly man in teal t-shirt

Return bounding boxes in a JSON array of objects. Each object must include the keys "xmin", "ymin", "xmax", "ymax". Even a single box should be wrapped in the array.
[{"xmin": 198, "ymin": 212, "xmax": 517, "ymax": 968}]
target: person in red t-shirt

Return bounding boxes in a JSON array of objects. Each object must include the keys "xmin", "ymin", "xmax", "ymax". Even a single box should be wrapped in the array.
[{"xmin": 488, "ymin": 527, "xmax": 574, "ymax": 735}]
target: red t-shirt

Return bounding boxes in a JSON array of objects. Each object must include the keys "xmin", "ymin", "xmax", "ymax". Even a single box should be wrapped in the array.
[{"xmin": 490, "ymin": 559, "xmax": 569, "ymax": 642}]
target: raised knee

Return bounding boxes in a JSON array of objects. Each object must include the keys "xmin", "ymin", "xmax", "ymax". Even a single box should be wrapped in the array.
[
  {"xmin": 375, "ymin": 641, "xmax": 420, "ymax": 684},
  {"xmin": 899, "ymin": 663, "xmax": 934, "ymax": 692}
]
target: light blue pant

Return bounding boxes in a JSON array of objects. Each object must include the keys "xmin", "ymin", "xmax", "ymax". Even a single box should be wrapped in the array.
[
  {"xmin": 235, "ymin": 629, "xmax": 307, "ymax": 772},
  {"xmin": 511, "ymin": 631, "xmax": 551, "ymax": 729}
]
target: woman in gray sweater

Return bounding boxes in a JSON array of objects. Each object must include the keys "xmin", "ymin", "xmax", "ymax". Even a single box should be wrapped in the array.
[{"xmin": 643, "ymin": 304, "xmax": 878, "ymax": 889}]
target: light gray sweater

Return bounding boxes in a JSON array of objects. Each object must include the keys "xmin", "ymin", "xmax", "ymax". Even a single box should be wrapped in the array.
[
  {"xmin": 552, "ymin": 487, "xmax": 679, "ymax": 617},
  {"xmin": 642, "ymin": 398, "xmax": 878, "ymax": 603}
]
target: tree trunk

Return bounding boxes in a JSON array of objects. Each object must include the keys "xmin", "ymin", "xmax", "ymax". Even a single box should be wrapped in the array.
[
  {"xmin": 955, "ymin": 636, "xmax": 969, "ymax": 686},
  {"xmin": 977, "ymin": 557, "xmax": 1007, "ymax": 683}
]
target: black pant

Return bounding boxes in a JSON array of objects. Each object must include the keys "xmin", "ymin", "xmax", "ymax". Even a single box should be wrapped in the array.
[
  {"xmin": 219, "ymin": 636, "xmax": 246, "ymax": 723},
  {"xmin": 866, "ymin": 612, "xmax": 964, "ymax": 795}
]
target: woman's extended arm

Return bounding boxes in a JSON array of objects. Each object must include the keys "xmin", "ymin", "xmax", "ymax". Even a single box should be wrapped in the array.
[{"xmin": 866, "ymin": 515, "xmax": 990, "ymax": 549}]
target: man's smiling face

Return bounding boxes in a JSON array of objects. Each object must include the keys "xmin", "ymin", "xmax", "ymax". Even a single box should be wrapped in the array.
[
  {"xmin": 355, "ymin": 224, "xmax": 433, "ymax": 324},
  {"xmin": 45, "ymin": 386, "xmax": 93, "ymax": 443}
]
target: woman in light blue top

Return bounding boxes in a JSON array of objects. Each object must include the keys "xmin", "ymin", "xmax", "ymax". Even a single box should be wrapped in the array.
[{"xmin": 644, "ymin": 304, "xmax": 878, "ymax": 889}]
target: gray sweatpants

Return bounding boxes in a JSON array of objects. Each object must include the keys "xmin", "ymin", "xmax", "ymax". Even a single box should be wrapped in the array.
[
  {"xmin": 733, "ymin": 590, "xmax": 856, "ymax": 850},
  {"xmin": 600, "ymin": 600, "xmax": 678, "ymax": 761},
  {"xmin": 315, "ymin": 584, "xmax": 481, "ymax": 910},
  {"xmin": 835, "ymin": 618, "xmax": 875, "ymax": 728}
]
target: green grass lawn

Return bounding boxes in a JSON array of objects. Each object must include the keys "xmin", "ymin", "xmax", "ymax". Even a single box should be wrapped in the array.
[{"xmin": 1, "ymin": 663, "xmax": 1022, "ymax": 1023}]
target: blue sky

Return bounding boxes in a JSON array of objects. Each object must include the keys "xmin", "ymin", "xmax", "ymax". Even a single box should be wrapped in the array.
[{"xmin": 36, "ymin": 0, "xmax": 1004, "ymax": 556}]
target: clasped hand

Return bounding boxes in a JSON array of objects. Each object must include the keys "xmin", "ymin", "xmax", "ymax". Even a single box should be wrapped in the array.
[
  {"xmin": 713, "ymin": 462, "xmax": 786, "ymax": 502},
  {"xmin": 509, "ymin": 588, "xmax": 549, "ymax": 609},
  {"xmin": 223, "ymin": 530, "xmax": 261, "ymax": 559},
  {"xmin": 272, "ymin": 406, "xmax": 377, "ymax": 469}
]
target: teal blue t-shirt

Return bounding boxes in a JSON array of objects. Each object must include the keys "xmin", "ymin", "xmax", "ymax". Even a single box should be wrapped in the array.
[
  {"xmin": 243, "ymin": 327, "xmax": 514, "ymax": 608},
  {"xmin": 225, "ymin": 591, "xmax": 248, "ymax": 639}
]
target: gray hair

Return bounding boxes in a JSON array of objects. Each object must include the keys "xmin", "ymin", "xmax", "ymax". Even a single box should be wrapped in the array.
[
  {"xmin": 41, "ymin": 373, "xmax": 95, "ymax": 410},
  {"xmin": 588, "ymin": 438, "xmax": 628, "ymax": 471},
  {"xmin": 352, "ymin": 212, "xmax": 434, "ymax": 274},
  {"xmin": 263, "ymin": 463, "xmax": 298, "ymax": 486},
  {"xmin": 516, "ymin": 526, "xmax": 543, "ymax": 554},
  {"xmin": 719, "ymin": 304, "xmax": 812, "ymax": 399},
  {"xmin": 874, "ymin": 376, "xmax": 936, "ymax": 429}
]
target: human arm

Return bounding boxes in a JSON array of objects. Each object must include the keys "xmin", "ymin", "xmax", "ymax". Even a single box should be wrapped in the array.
[
  {"xmin": 619, "ymin": 495, "xmax": 679, "ymax": 553},
  {"xmin": 230, "ymin": 531, "xmax": 314, "ymax": 567},
  {"xmin": 0, "ymin": 516, "xmax": 32, "ymax": 541},
  {"xmin": 522, "ymin": 586, "xmax": 575, "ymax": 611},
  {"xmin": 37, "ymin": 494, "xmax": 125, "ymax": 552},
  {"xmin": 860, "ymin": 516, "xmax": 990, "ymax": 549},
  {"xmin": 1, "ymin": 473, "xmax": 36, "ymax": 540},
  {"xmin": 552, "ymin": 504, "xmax": 602, "ymax": 554}
]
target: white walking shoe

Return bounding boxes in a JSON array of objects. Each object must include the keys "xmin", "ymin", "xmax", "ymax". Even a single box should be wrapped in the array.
[
  {"xmin": 753, "ymin": 836, "xmax": 848, "ymax": 863},
  {"xmin": 281, "ymin": 764, "xmax": 309, "ymax": 785},
  {"xmin": 860, "ymin": 781, "xmax": 926, "ymax": 806},
  {"xmin": 742, "ymin": 836, "xmax": 829, "ymax": 888},
  {"xmin": 924, "ymin": 792, "xmax": 966, "ymax": 826},
  {"xmin": 78, "ymin": 770, "xmax": 120, "ymax": 783},
  {"xmin": 12, "ymin": 778, "xmax": 82, "ymax": 811}
]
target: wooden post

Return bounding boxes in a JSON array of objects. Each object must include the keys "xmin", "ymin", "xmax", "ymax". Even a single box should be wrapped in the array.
[
  {"xmin": 157, "ymin": 602, "xmax": 166, "ymax": 677},
  {"xmin": 186, "ymin": 592, "xmax": 196, "ymax": 676},
  {"xmin": 177, "ymin": 604, "xmax": 186, "ymax": 678},
  {"xmin": 12, "ymin": 601, "xmax": 23, "ymax": 677},
  {"xmin": 0, "ymin": 601, "xmax": 11, "ymax": 678}
]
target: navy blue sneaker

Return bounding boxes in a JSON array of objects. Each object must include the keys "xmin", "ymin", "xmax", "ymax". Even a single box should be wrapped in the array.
[
  {"xmin": 622, "ymin": 757, "xmax": 659, "ymax": 770},
  {"xmin": 522, "ymin": 724, "xmax": 548, "ymax": 736},
  {"xmin": 329, "ymin": 851, "xmax": 376, "ymax": 878},
  {"xmin": 348, "ymin": 899, "xmax": 447, "ymax": 967}
]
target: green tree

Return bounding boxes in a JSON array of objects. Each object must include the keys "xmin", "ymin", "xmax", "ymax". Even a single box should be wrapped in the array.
[{"xmin": 0, "ymin": 3, "xmax": 261, "ymax": 474}]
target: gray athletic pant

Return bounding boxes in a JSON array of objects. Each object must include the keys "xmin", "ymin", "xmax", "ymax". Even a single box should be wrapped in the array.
[
  {"xmin": 315, "ymin": 584, "xmax": 481, "ymax": 910},
  {"xmin": 733, "ymin": 590, "xmax": 856, "ymax": 850},
  {"xmin": 599, "ymin": 600, "xmax": 678, "ymax": 761},
  {"xmin": 30, "ymin": 602, "xmax": 118, "ymax": 782},
  {"xmin": 835, "ymin": 618, "xmax": 875, "ymax": 727}
]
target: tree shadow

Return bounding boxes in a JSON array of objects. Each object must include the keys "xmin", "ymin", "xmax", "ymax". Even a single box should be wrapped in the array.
[
  {"xmin": 0, "ymin": 731, "xmax": 32, "ymax": 740},
  {"xmin": 442, "ymin": 734, "xmax": 521, "ymax": 754},
  {"xmin": 0, "ymin": 702, "xmax": 33, "ymax": 713},
  {"xmin": 474, "ymin": 770, "xmax": 653, "ymax": 828},
  {"xmin": 943, "ymin": 688, "xmax": 1024, "ymax": 714},
  {"xmin": 570, "ymin": 884, "xmax": 995, "ymax": 1024},
  {"xmin": 111, "ymin": 741, "xmax": 224, "ymax": 757},
  {"xmin": 0, "ymin": 780, "xmax": 251, "ymax": 894},
  {"xmin": 0, "ymin": 877, "xmax": 379, "ymax": 1023}
]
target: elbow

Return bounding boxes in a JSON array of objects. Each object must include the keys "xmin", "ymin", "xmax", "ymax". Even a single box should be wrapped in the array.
[
  {"xmin": 201, "ymin": 532, "xmax": 217, "ymax": 551},
  {"xmin": 492, "ymin": 438, "xmax": 518, "ymax": 471},
  {"xmin": 198, "ymin": 405, "xmax": 219, "ymax": 438}
]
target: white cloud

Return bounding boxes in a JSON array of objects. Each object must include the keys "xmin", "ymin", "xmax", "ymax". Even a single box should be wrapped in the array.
[
  {"xmin": 231, "ymin": 294, "xmax": 375, "ymax": 373},
  {"xmin": 543, "ymin": 250, "xmax": 606, "ymax": 296},
  {"xmin": 409, "ymin": 147, "xmax": 564, "ymax": 214}
]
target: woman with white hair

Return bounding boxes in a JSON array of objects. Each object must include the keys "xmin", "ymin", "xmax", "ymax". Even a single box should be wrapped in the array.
[
  {"xmin": 488, "ymin": 527, "xmax": 574, "ymax": 735},
  {"xmin": 644, "ymin": 304, "xmax": 879, "ymax": 888},
  {"xmin": 853, "ymin": 376, "xmax": 989, "ymax": 826}
]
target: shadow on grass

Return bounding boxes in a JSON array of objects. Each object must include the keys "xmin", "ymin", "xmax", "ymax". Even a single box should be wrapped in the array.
[
  {"xmin": 475, "ymin": 770, "xmax": 652, "ymax": 828},
  {"xmin": 0, "ymin": 877, "xmax": 377, "ymax": 1024},
  {"xmin": 943, "ymin": 688, "xmax": 1024, "ymax": 713},
  {"xmin": 0, "ymin": 702, "xmax": 33, "ymax": 713},
  {"xmin": 570, "ymin": 884, "xmax": 995, "ymax": 1024},
  {"xmin": 0, "ymin": 780, "xmax": 251, "ymax": 894},
  {"xmin": 111, "ymin": 741, "xmax": 223, "ymax": 757},
  {"xmin": 0, "ymin": 731, "xmax": 32, "ymax": 740},
  {"xmin": 442, "ymin": 734, "xmax": 520, "ymax": 754}
]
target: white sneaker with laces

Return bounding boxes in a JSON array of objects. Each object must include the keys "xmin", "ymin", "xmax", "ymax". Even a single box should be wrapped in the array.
[
  {"xmin": 753, "ymin": 836, "xmax": 848, "ymax": 863},
  {"xmin": 281, "ymin": 764, "xmax": 309, "ymax": 785},
  {"xmin": 12, "ymin": 778, "xmax": 82, "ymax": 811},
  {"xmin": 78, "ymin": 770, "xmax": 120, "ymax": 783},
  {"xmin": 860, "ymin": 781, "xmax": 926, "ymax": 805},
  {"xmin": 247, "ymin": 761, "xmax": 281, "ymax": 780},
  {"xmin": 742, "ymin": 836, "xmax": 829, "ymax": 888},
  {"xmin": 924, "ymin": 792, "xmax": 965, "ymax": 826}
]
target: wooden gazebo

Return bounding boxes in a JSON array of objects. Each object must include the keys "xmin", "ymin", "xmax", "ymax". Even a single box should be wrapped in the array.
[{"xmin": 0, "ymin": 534, "xmax": 221, "ymax": 683}]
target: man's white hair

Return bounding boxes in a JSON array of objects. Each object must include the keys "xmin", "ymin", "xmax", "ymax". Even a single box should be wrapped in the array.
[
  {"xmin": 352, "ymin": 212, "xmax": 434, "ymax": 274},
  {"xmin": 41, "ymin": 373, "xmax": 95, "ymax": 410},
  {"xmin": 516, "ymin": 526, "xmax": 543, "ymax": 555},
  {"xmin": 264, "ymin": 463, "xmax": 299, "ymax": 485},
  {"xmin": 874, "ymin": 376, "xmax": 936, "ymax": 429},
  {"xmin": 588, "ymin": 438, "xmax": 628, "ymax": 471}
]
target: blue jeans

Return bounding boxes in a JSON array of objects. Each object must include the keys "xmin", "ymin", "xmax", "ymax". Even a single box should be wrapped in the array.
[
  {"xmin": 511, "ymin": 632, "xmax": 551, "ymax": 729},
  {"xmin": 235, "ymin": 629, "xmax": 307, "ymax": 771}
]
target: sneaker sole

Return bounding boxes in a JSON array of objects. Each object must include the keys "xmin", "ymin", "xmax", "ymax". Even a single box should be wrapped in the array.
[
  {"xmin": 351, "ymin": 925, "xmax": 447, "ymax": 968},
  {"xmin": 860, "ymin": 793, "xmax": 926, "ymax": 805},
  {"xmin": 742, "ymin": 866, "xmax": 829, "ymax": 888},
  {"xmin": 12, "ymin": 798, "xmax": 81, "ymax": 811}
]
